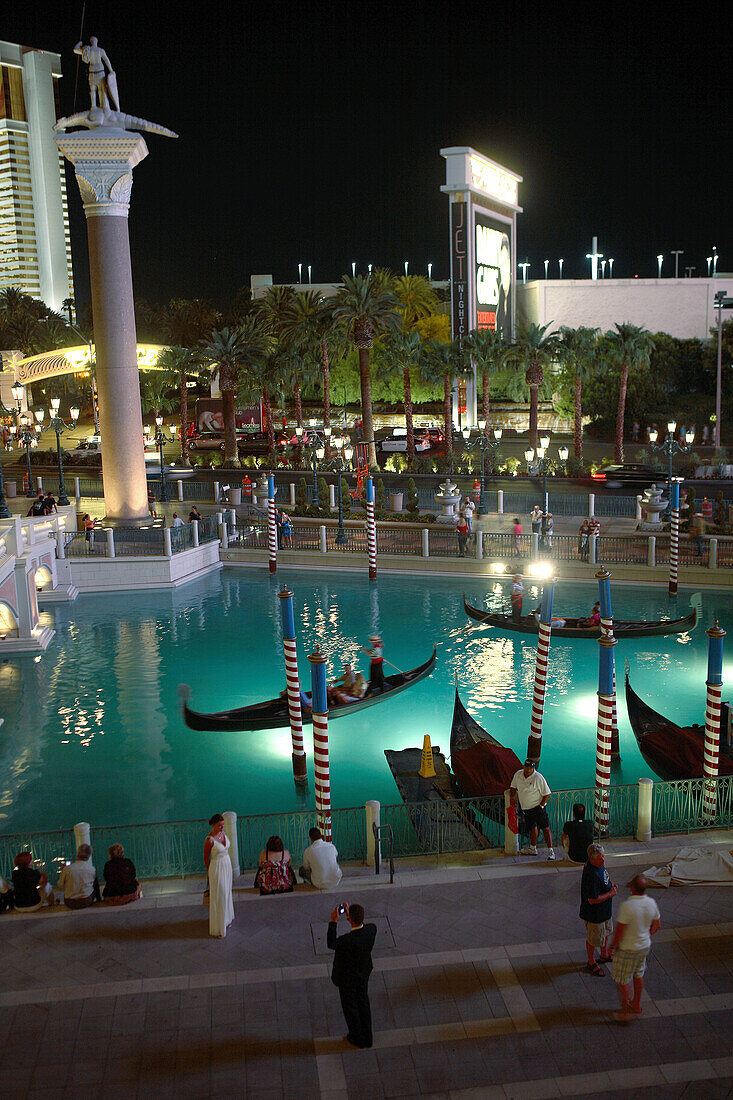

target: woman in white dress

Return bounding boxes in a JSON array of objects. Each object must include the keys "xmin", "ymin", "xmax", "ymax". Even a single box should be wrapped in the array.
[{"xmin": 204, "ymin": 814, "xmax": 234, "ymax": 938}]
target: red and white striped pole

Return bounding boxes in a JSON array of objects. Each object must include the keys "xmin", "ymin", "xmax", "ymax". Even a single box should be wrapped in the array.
[
  {"xmin": 366, "ymin": 476, "xmax": 377, "ymax": 582},
  {"xmin": 526, "ymin": 579, "xmax": 555, "ymax": 764},
  {"xmin": 309, "ymin": 646, "xmax": 331, "ymax": 840},
  {"xmin": 277, "ymin": 585, "xmax": 307, "ymax": 785},
  {"xmin": 267, "ymin": 473, "xmax": 277, "ymax": 574},
  {"xmin": 669, "ymin": 479, "xmax": 680, "ymax": 597},
  {"xmin": 703, "ymin": 622, "xmax": 726, "ymax": 823},
  {"xmin": 594, "ymin": 634, "xmax": 617, "ymax": 835},
  {"xmin": 597, "ymin": 568, "xmax": 620, "ymax": 759}
]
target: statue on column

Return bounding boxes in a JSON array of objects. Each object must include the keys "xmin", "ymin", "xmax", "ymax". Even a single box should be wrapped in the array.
[
  {"xmin": 74, "ymin": 37, "xmax": 120, "ymax": 113},
  {"xmin": 55, "ymin": 37, "xmax": 177, "ymax": 139}
]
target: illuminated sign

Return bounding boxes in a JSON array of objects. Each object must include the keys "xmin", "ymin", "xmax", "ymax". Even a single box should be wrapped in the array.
[
  {"xmin": 450, "ymin": 198, "xmax": 468, "ymax": 346},
  {"xmin": 474, "ymin": 212, "xmax": 512, "ymax": 337},
  {"xmin": 470, "ymin": 155, "xmax": 518, "ymax": 207},
  {"xmin": 14, "ymin": 344, "xmax": 168, "ymax": 384}
]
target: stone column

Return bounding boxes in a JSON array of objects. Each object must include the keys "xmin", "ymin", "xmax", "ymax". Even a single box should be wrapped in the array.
[{"xmin": 55, "ymin": 130, "xmax": 150, "ymax": 524}]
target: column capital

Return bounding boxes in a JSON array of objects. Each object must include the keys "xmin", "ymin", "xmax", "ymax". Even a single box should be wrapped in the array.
[{"xmin": 55, "ymin": 128, "xmax": 148, "ymax": 217}]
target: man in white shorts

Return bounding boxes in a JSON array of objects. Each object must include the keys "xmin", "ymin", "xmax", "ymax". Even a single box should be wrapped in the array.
[{"xmin": 609, "ymin": 874, "xmax": 661, "ymax": 1022}]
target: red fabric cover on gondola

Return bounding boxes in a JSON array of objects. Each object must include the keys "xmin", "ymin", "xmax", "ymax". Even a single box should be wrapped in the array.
[
  {"xmin": 452, "ymin": 742, "xmax": 523, "ymax": 797},
  {"xmin": 642, "ymin": 727, "xmax": 733, "ymax": 779}
]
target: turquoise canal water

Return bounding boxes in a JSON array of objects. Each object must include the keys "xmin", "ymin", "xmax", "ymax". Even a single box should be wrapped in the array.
[{"xmin": 1, "ymin": 570, "xmax": 730, "ymax": 834}]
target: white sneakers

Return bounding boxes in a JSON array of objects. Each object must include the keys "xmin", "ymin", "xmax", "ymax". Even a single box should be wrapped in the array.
[{"xmin": 519, "ymin": 845, "xmax": 556, "ymax": 859}]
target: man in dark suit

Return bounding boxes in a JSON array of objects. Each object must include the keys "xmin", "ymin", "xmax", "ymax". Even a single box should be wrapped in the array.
[{"xmin": 327, "ymin": 902, "xmax": 377, "ymax": 1048}]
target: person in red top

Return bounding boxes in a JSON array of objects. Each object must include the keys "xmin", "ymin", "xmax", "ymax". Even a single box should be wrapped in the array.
[{"xmin": 512, "ymin": 517, "xmax": 522, "ymax": 555}]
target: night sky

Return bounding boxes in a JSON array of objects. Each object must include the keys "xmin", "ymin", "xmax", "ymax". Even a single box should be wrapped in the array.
[{"xmin": 11, "ymin": 2, "xmax": 731, "ymax": 311}]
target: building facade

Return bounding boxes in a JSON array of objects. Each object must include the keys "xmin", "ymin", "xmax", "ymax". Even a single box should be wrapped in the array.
[{"xmin": 0, "ymin": 41, "xmax": 74, "ymax": 312}]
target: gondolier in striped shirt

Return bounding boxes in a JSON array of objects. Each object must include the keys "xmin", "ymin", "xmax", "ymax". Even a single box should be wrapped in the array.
[{"xmin": 365, "ymin": 635, "xmax": 385, "ymax": 692}]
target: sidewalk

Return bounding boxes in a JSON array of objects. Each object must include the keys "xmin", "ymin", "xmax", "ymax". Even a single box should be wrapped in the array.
[{"xmin": 3, "ymin": 830, "xmax": 732, "ymax": 1098}]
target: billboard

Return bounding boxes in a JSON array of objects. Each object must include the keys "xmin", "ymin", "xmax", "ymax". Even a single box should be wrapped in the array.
[
  {"xmin": 450, "ymin": 199, "xmax": 468, "ymax": 346},
  {"xmin": 474, "ymin": 210, "xmax": 512, "ymax": 339}
]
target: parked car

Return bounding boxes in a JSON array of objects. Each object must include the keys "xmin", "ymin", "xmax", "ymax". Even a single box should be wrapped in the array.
[
  {"xmin": 68, "ymin": 435, "xmax": 102, "ymax": 458},
  {"xmin": 381, "ymin": 428, "xmax": 431, "ymax": 453}
]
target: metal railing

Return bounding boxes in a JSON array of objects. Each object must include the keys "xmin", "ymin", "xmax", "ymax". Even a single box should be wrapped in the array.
[
  {"xmin": 595, "ymin": 535, "xmax": 649, "ymax": 565},
  {"xmin": 170, "ymin": 522, "xmax": 195, "ymax": 552},
  {"xmin": 652, "ymin": 776, "xmax": 733, "ymax": 833},
  {"xmin": 2, "ymin": 777, "xmax": 732, "ymax": 882},
  {"xmin": 481, "ymin": 531, "xmax": 533, "ymax": 558},
  {"xmin": 112, "ymin": 527, "xmax": 167, "ymax": 556}
]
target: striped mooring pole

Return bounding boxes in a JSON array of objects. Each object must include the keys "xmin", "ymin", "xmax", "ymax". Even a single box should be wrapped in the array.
[
  {"xmin": 309, "ymin": 646, "xmax": 332, "ymax": 840},
  {"xmin": 366, "ymin": 476, "xmax": 377, "ymax": 581},
  {"xmin": 526, "ymin": 579, "xmax": 555, "ymax": 764},
  {"xmin": 597, "ymin": 568, "xmax": 620, "ymax": 758},
  {"xmin": 703, "ymin": 621, "xmax": 726, "ymax": 823},
  {"xmin": 267, "ymin": 474, "xmax": 277, "ymax": 574},
  {"xmin": 277, "ymin": 585, "xmax": 307, "ymax": 785},
  {"xmin": 669, "ymin": 479, "xmax": 680, "ymax": 597},
  {"xmin": 594, "ymin": 634, "xmax": 618, "ymax": 835}
]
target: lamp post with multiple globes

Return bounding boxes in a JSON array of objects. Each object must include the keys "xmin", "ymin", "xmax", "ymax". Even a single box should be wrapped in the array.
[
  {"xmin": 524, "ymin": 433, "xmax": 565, "ymax": 512},
  {"xmin": 648, "ymin": 420, "xmax": 694, "ymax": 517},
  {"xmin": 49, "ymin": 397, "xmax": 79, "ymax": 506},
  {"xmin": 461, "ymin": 421, "xmax": 502, "ymax": 515}
]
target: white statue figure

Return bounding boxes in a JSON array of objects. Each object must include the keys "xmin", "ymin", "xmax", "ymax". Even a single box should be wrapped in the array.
[
  {"xmin": 74, "ymin": 37, "xmax": 120, "ymax": 113},
  {"xmin": 55, "ymin": 37, "xmax": 177, "ymax": 139}
]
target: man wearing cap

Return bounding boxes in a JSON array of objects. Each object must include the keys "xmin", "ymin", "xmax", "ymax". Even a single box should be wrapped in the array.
[
  {"xmin": 580, "ymin": 842, "xmax": 617, "ymax": 977},
  {"xmin": 509, "ymin": 760, "xmax": 555, "ymax": 859},
  {"xmin": 365, "ymin": 635, "xmax": 385, "ymax": 691}
]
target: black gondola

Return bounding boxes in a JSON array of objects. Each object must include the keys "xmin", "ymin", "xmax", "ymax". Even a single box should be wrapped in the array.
[
  {"xmin": 625, "ymin": 665, "xmax": 733, "ymax": 781},
  {"xmin": 179, "ymin": 646, "xmax": 437, "ymax": 731},
  {"xmin": 463, "ymin": 595, "xmax": 698, "ymax": 639},
  {"xmin": 449, "ymin": 687, "xmax": 523, "ymax": 798}
]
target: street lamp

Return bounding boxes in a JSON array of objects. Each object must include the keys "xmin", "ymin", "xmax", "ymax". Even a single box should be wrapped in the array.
[
  {"xmin": 154, "ymin": 414, "xmax": 169, "ymax": 502},
  {"xmin": 525, "ymin": 432, "xmax": 554, "ymax": 511},
  {"xmin": 49, "ymin": 397, "xmax": 79, "ymax": 506},
  {"xmin": 330, "ymin": 435, "xmax": 354, "ymax": 546},
  {"xmin": 558, "ymin": 444, "xmax": 569, "ymax": 474},
  {"xmin": 296, "ymin": 422, "xmax": 331, "ymax": 509},
  {"xmin": 19, "ymin": 413, "xmax": 37, "ymax": 496},
  {"xmin": 0, "ymin": 420, "xmax": 10, "ymax": 518},
  {"xmin": 657, "ymin": 254, "xmax": 663, "ymax": 278},
  {"xmin": 69, "ymin": 326, "xmax": 99, "ymax": 432},
  {"xmin": 648, "ymin": 420, "xmax": 694, "ymax": 518},
  {"xmin": 461, "ymin": 421, "xmax": 502, "ymax": 515}
]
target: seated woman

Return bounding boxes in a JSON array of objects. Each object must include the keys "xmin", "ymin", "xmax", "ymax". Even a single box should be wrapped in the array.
[
  {"xmin": 254, "ymin": 835, "xmax": 296, "ymax": 895},
  {"xmin": 103, "ymin": 844, "xmax": 142, "ymax": 905},
  {"xmin": 584, "ymin": 601, "xmax": 601, "ymax": 627},
  {"xmin": 11, "ymin": 851, "xmax": 55, "ymax": 911},
  {"xmin": 330, "ymin": 672, "xmax": 368, "ymax": 706}
]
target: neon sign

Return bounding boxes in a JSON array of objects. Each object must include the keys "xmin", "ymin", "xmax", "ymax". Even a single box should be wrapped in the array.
[{"xmin": 470, "ymin": 155, "xmax": 518, "ymax": 206}]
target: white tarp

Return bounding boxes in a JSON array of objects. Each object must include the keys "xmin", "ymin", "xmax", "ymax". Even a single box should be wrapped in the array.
[{"xmin": 644, "ymin": 846, "xmax": 733, "ymax": 888}]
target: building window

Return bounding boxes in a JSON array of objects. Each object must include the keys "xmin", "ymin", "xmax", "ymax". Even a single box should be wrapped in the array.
[{"xmin": 0, "ymin": 66, "xmax": 27, "ymax": 122}]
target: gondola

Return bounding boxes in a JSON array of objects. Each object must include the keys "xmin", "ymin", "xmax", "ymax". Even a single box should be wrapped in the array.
[
  {"xmin": 449, "ymin": 687, "xmax": 523, "ymax": 798},
  {"xmin": 463, "ymin": 595, "xmax": 698, "ymax": 639},
  {"xmin": 625, "ymin": 665, "xmax": 733, "ymax": 781},
  {"xmin": 179, "ymin": 646, "xmax": 437, "ymax": 731}
]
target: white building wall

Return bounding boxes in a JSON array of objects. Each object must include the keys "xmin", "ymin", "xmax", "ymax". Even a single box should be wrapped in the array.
[{"xmin": 517, "ymin": 277, "xmax": 733, "ymax": 340}]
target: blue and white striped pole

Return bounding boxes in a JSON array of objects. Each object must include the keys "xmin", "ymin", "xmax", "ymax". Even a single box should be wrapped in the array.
[
  {"xmin": 703, "ymin": 622, "xmax": 726, "ymax": 822},
  {"xmin": 366, "ymin": 476, "xmax": 377, "ymax": 581},
  {"xmin": 527, "ymin": 580, "xmax": 555, "ymax": 763},
  {"xmin": 278, "ymin": 586, "xmax": 307, "ymax": 784},
  {"xmin": 308, "ymin": 646, "xmax": 331, "ymax": 839},
  {"xmin": 597, "ymin": 568, "xmax": 620, "ymax": 758},
  {"xmin": 594, "ymin": 633, "xmax": 618, "ymax": 835}
]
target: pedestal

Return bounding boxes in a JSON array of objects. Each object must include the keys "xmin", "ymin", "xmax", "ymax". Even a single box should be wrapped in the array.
[{"xmin": 56, "ymin": 129, "xmax": 150, "ymax": 524}]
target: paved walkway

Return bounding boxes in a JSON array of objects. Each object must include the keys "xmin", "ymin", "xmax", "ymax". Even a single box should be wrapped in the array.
[{"xmin": 2, "ymin": 833, "xmax": 733, "ymax": 1098}]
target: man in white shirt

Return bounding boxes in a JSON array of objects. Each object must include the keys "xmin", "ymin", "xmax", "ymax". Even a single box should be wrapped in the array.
[
  {"xmin": 300, "ymin": 827, "xmax": 342, "ymax": 889},
  {"xmin": 56, "ymin": 844, "xmax": 101, "ymax": 909},
  {"xmin": 171, "ymin": 513, "xmax": 184, "ymax": 528},
  {"xmin": 609, "ymin": 874, "xmax": 661, "ymax": 1022},
  {"xmin": 510, "ymin": 760, "xmax": 555, "ymax": 859}
]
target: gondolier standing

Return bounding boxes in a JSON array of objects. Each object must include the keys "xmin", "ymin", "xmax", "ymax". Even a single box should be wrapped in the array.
[
  {"xmin": 365, "ymin": 635, "xmax": 385, "ymax": 692},
  {"xmin": 511, "ymin": 575, "xmax": 524, "ymax": 622}
]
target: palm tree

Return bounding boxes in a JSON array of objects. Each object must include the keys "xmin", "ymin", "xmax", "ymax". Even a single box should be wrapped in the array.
[
  {"xmin": 393, "ymin": 274, "xmax": 439, "ymax": 330},
  {"xmin": 605, "ymin": 322, "xmax": 654, "ymax": 462},
  {"xmin": 557, "ymin": 326, "xmax": 600, "ymax": 464},
  {"xmin": 239, "ymin": 349, "xmax": 283, "ymax": 455},
  {"xmin": 140, "ymin": 369, "xmax": 177, "ymax": 421},
  {"xmin": 155, "ymin": 345, "xmax": 199, "ymax": 463},
  {"xmin": 280, "ymin": 290, "xmax": 341, "ymax": 434},
  {"xmin": 383, "ymin": 329, "xmax": 423, "ymax": 462},
  {"xmin": 199, "ymin": 327, "xmax": 251, "ymax": 466},
  {"xmin": 422, "ymin": 340, "xmax": 466, "ymax": 464},
  {"xmin": 331, "ymin": 273, "xmax": 401, "ymax": 467},
  {"xmin": 463, "ymin": 328, "xmax": 506, "ymax": 434},
  {"xmin": 502, "ymin": 322, "xmax": 559, "ymax": 451}
]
